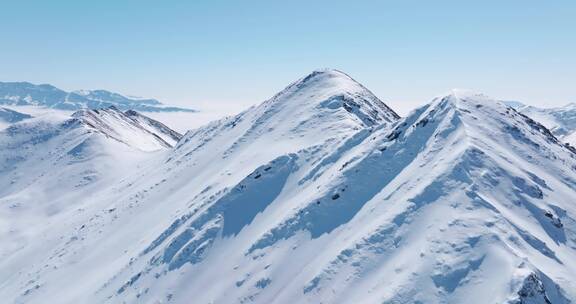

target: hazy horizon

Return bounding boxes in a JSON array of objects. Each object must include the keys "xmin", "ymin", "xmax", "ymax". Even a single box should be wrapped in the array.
[{"xmin": 1, "ymin": 1, "xmax": 574, "ymax": 116}]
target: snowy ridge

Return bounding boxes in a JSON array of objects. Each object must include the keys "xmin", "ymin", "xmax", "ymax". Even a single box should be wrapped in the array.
[
  {"xmin": 0, "ymin": 110, "xmax": 169, "ymax": 267},
  {"xmin": 505, "ymin": 100, "xmax": 576, "ymax": 146},
  {"xmin": 0, "ymin": 107, "xmax": 179, "ymax": 200},
  {"xmin": 72, "ymin": 106, "xmax": 182, "ymax": 151},
  {"xmin": 0, "ymin": 72, "xmax": 575, "ymax": 304},
  {"xmin": 124, "ymin": 110, "xmax": 182, "ymax": 146},
  {"xmin": 173, "ymin": 69, "xmax": 398, "ymax": 165},
  {"xmin": 97, "ymin": 90, "xmax": 575, "ymax": 303}
]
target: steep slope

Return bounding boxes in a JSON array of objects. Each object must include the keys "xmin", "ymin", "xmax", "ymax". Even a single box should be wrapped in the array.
[
  {"xmin": 1, "ymin": 76, "xmax": 575, "ymax": 303},
  {"xmin": 0, "ymin": 107, "xmax": 182, "ymax": 284},
  {"xmin": 0, "ymin": 69, "xmax": 401, "ymax": 304},
  {"xmin": 505, "ymin": 101, "xmax": 576, "ymax": 145},
  {"xmin": 172, "ymin": 68, "xmax": 398, "ymax": 167},
  {"xmin": 0, "ymin": 107, "xmax": 180, "ymax": 204},
  {"xmin": 72, "ymin": 107, "xmax": 182, "ymax": 150},
  {"xmin": 0, "ymin": 117, "xmax": 155, "ymax": 266},
  {"xmin": 124, "ymin": 110, "xmax": 182, "ymax": 146},
  {"xmin": 0, "ymin": 81, "xmax": 194, "ymax": 112},
  {"xmin": 91, "ymin": 90, "xmax": 573, "ymax": 304}
]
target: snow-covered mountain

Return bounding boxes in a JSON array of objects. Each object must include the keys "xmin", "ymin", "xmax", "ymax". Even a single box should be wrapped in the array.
[
  {"xmin": 72, "ymin": 107, "xmax": 182, "ymax": 150},
  {"xmin": 0, "ymin": 107, "xmax": 180, "ymax": 197},
  {"xmin": 0, "ymin": 107, "xmax": 181, "ymax": 273},
  {"xmin": 505, "ymin": 101, "xmax": 576, "ymax": 145},
  {"xmin": 0, "ymin": 107, "xmax": 32, "ymax": 130},
  {"xmin": 0, "ymin": 81, "xmax": 195, "ymax": 112},
  {"xmin": 1, "ymin": 70, "xmax": 575, "ymax": 304}
]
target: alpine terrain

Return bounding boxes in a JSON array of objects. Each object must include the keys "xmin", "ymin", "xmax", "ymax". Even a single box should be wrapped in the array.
[
  {"xmin": 0, "ymin": 69, "xmax": 575, "ymax": 304},
  {"xmin": 505, "ymin": 101, "xmax": 576, "ymax": 146}
]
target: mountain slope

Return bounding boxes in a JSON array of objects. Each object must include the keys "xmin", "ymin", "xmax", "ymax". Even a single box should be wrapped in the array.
[
  {"xmin": 72, "ymin": 107, "xmax": 182, "ymax": 150},
  {"xmin": 0, "ymin": 107, "xmax": 180, "ymax": 199},
  {"xmin": 505, "ymin": 101, "xmax": 576, "ymax": 145},
  {"xmin": 0, "ymin": 107, "xmax": 184, "ymax": 286},
  {"xmin": 0, "ymin": 69, "xmax": 401, "ymax": 303},
  {"xmin": 0, "ymin": 74, "xmax": 575, "ymax": 303},
  {"xmin": 0, "ymin": 81, "xmax": 195, "ymax": 112},
  {"xmin": 95, "ymin": 90, "xmax": 574, "ymax": 304},
  {"xmin": 172, "ymin": 68, "xmax": 398, "ymax": 165},
  {"xmin": 124, "ymin": 110, "xmax": 182, "ymax": 146}
]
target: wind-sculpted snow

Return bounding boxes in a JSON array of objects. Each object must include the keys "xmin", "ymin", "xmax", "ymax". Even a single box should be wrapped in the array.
[
  {"xmin": 146, "ymin": 155, "xmax": 297, "ymax": 271},
  {"xmin": 248, "ymin": 102, "xmax": 452, "ymax": 252},
  {"xmin": 99, "ymin": 90, "xmax": 574, "ymax": 303},
  {"xmin": 506, "ymin": 100, "xmax": 576, "ymax": 147},
  {"xmin": 124, "ymin": 110, "xmax": 182, "ymax": 146},
  {"xmin": 1, "ymin": 72, "xmax": 576, "ymax": 304},
  {"xmin": 72, "ymin": 106, "xmax": 182, "ymax": 151}
]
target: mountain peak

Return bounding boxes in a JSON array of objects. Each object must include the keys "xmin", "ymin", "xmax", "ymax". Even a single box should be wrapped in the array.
[
  {"xmin": 435, "ymin": 89, "xmax": 490, "ymax": 101},
  {"xmin": 287, "ymin": 68, "xmax": 361, "ymax": 92},
  {"xmin": 263, "ymin": 69, "xmax": 399, "ymax": 126},
  {"xmin": 301, "ymin": 68, "xmax": 352, "ymax": 81},
  {"xmin": 172, "ymin": 69, "xmax": 400, "ymax": 176}
]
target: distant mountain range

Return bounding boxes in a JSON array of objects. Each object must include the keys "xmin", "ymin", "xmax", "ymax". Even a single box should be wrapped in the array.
[
  {"xmin": 0, "ymin": 81, "xmax": 195, "ymax": 112},
  {"xmin": 504, "ymin": 101, "xmax": 576, "ymax": 145}
]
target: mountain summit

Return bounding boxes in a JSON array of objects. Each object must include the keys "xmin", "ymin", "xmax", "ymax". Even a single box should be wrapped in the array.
[{"xmin": 266, "ymin": 68, "xmax": 399, "ymax": 126}]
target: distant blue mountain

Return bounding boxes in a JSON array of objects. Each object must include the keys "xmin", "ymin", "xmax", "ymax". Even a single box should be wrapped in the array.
[
  {"xmin": 0, "ymin": 107, "xmax": 32, "ymax": 123},
  {"xmin": 0, "ymin": 82, "xmax": 195, "ymax": 112}
]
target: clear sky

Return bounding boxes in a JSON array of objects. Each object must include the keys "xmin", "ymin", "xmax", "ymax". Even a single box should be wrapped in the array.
[{"xmin": 1, "ymin": 0, "xmax": 574, "ymax": 115}]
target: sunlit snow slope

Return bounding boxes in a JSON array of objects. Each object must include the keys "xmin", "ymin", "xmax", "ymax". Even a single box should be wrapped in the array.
[
  {"xmin": 506, "ymin": 101, "xmax": 576, "ymax": 146},
  {"xmin": 1, "ymin": 71, "xmax": 575, "ymax": 304},
  {"xmin": 0, "ymin": 108, "xmax": 180, "ymax": 262}
]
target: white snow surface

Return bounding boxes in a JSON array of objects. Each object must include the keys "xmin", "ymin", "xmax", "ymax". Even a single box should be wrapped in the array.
[
  {"xmin": 0, "ymin": 71, "xmax": 575, "ymax": 304},
  {"xmin": 505, "ymin": 101, "xmax": 576, "ymax": 146},
  {"xmin": 71, "ymin": 107, "xmax": 182, "ymax": 151}
]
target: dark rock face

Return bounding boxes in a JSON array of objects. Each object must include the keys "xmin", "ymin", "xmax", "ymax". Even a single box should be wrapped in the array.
[{"xmin": 513, "ymin": 273, "xmax": 552, "ymax": 304}]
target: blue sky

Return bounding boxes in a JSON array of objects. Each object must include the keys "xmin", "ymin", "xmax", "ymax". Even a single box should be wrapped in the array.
[{"xmin": 1, "ymin": 0, "xmax": 574, "ymax": 114}]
